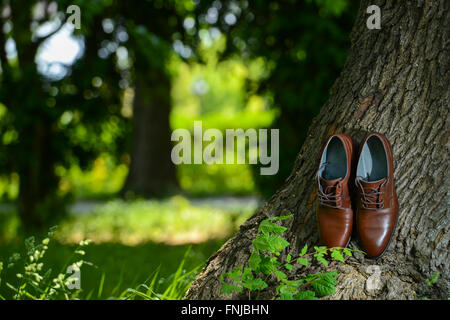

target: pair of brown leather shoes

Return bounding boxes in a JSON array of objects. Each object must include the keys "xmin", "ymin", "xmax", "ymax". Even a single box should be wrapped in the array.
[{"xmin": 316, "ymin": 132, "xmax": 398, "ymax": 258}]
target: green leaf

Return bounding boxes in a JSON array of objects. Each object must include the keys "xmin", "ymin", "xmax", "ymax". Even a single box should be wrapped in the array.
[
  {"xmin": 330, "ymin": 248, "xmax": 345, "ymax": 263},
  {"xmin": 258, "ymin": 219, "xmax": 287, "ymax": 235},
  {"xmin": 268, "ymin": 214, "xmax": 294, "ymax": 222},
  {"xmin": 321, "ymin": 272, "xmax": 338, "ymax": 285},
  {"xmin": 325, "ymin": 270, "xmax": 338, "ymax": 277},
  {"xmin": 426, "ymin": 272, "xmax": 440, "ymax": 286},
  {"xmin": 278, "ymin": 292, "xmax": 294, "ymax": 300},
  {"xmin": 343, "ymin": 248, "xmax": 352, "ymax": 256},
  {"xmin": 254, "ymin": 278, "xmax": 269, "ymax": 290},
  {"xmin": 294, "ymin": 290, "xmax": 318, "ymax": 300},
  {"xmin": 284, "ymin": 279, "xmax": 304, "ymax": 288},
  {"xmin": 241, "ymin": 267, "xmax": 254, "ymax": 281},
  {"xmin": 253, "ymin": 234, "xmax": 271, "ymax": 251},
  {"xmin": 299, "ymin": 244, "xmax": 308, "ymax": 256},
  {"xmin": 297, "ymin": 257, "xmax": 308, "ymax": 266},
  {"xmin": 267, "ymin": 235, "xmax": 289, "ymax": 253},
  {"xmin": 284, "ymin": 263, "xmax": 293, "ymax": 271},
  {"xmin": 221, "ymin": 283, "xmax": 243, "ymax": 295},
  {"xmin": 316, "ymin": 256, "xmax": 329, "ymax": 267},
  {"xmin": 286, "ymin": 254, "xmax": 292, "ymax": 263},
  {"xmin": 270, "ymin": 256, "xmax": 281, "ymax": 266},
  {"xmin": 223, "ymin": 267, "xmax": 242, "ymax": 282},
  {"xmin": 259, "ymin": 255, "xmax": 278, "ymax": 275},
  {"xmin": 303, "ymin": 272, "xmax": 321, "ymax": 282},
  {"xmin": 314, "ymin": 246, "xmax": 328, "ymax": 254},
  {"xmin": 274, "ymin": 270, "xmax": 287, "ymax": 281},
  {"xmin": 312, "ymin": 279, "xmax": 336, "ymax": 297},
  {"xmin": 248, "ymin": 252, "xmax": 261, "ymax": 271},
  {"xmin": 242, "ymin": 278, "xmax": 268, "ymax": 291},
  {"xmin": 278, "ymin": 284, "xmax": 295, "ymax": 295},
  {"xmin": 431, "ymin": 272, "xmax": 440, "ymax": 284}
]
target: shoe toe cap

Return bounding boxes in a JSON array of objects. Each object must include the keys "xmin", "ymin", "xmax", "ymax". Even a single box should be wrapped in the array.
[{"xmin": 359, "ymin": 226, "xmax": 392, "ymax": 258}]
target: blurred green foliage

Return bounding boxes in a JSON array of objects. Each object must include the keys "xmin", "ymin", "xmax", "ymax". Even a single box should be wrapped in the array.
[
  {"xmin": 0, "ymin": 196, "xmax": 256, "ymax": 245},
  {"xmin": 221, "ymin": 0, "xmax": 357, "ymax": 196},
  {"xmin": 0, "ymin": 0, "xmax": 357, "ymax": 217},
  {"xmin": 0, "ymin": 51, "xmax": 273, "ymax": 199},
  {"xmin": 171, "ymin": 53, "xmax": 275, "ymax": 195}
]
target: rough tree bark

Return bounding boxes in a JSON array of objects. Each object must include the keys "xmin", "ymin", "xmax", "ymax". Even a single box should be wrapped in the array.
[{"xmin": 186, "ymin": 0, "xmax": 449, "ymax": 300}]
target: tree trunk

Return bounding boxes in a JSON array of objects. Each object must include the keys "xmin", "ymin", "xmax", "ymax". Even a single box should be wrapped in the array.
[
  {"xmin": 121, "ymin": 70, "xmax": 179, "ymax": 198},
  {"xmin": 186, "ymin": 0, "xmax": 449, "ymax": 300},
  {"xmin": 17, "ymin": 120, "xmax": 61, "ymax": 231},
  {"xmin": 4, "ymin": 0, "xmax": 62, "ymax": 231}
]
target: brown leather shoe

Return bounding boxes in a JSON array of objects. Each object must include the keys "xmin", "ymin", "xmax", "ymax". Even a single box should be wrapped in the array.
[
  {"xmin": 355, "ymin": 133, "xmax": 398, "ymax": 258},
  {"xmin": 316, "ymin": 134, "xmax": 355, "ymax": 248}
]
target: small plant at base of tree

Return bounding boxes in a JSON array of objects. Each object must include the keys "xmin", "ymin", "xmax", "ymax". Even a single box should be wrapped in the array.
[
  {"xmin": 220, "ymin": 214, "xmax": 365, "ymax": 300},
  {"xmin": 422, "ymin": 271, "xmax": 444, "ymax": 300},
  {"xmin": 425, "ymin": 272, "xmax": 439, "ymax": 287}
]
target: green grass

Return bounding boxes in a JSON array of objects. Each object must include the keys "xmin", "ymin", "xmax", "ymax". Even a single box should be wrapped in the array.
[
  {"xmin": 0, "ymin": 196, "xmax": 257, "ymax": 299},
  {"xmin": 120, "ymin": 246, "xmax": 200, "ymax": 300},
  {"xmin": 0, "ymin": 239, "xmax": 222, "ymax": 300}
]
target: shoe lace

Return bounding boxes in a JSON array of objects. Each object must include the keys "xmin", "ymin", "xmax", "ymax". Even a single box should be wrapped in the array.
[
  {"xmin": 317, "ymin": 162, "xmax": 343, "ymax": 209},
  {"xmin": 355, "ymin": 176, "xmax": 386, "ymax": 210}
]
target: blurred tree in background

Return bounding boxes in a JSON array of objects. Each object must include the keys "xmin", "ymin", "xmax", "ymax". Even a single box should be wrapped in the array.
[
  {"xmin": 0, "ymin": 0, "xmax": 128, "ymax": 230},
  {"xmin": 117, "ymin": 0, "xmax": 189, "ymax": 198},
  {"xmin": 0, "ymin": 0, "xmax": 204, "ymax": 228}
]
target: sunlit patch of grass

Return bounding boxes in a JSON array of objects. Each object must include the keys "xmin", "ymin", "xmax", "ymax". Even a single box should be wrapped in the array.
[{"xmin": 55, "ymin": 196, "xmax": 256, "ymax": 245}]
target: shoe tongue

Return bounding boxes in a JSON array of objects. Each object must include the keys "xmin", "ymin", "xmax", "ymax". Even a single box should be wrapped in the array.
[
  {"xmin": 319, "ymin": 177, "xmax": 342, "ymax": 188},
  {"xmin": 360, "ymin": 178, "xmax": 386, "ymax": 189},
  {"xmin": 318, "ymin": 177, "xmax": 343, "ymax": 206},
  {"xmin": 359, "ymin": 178, "xmax": 386, "ymax": 209}
]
